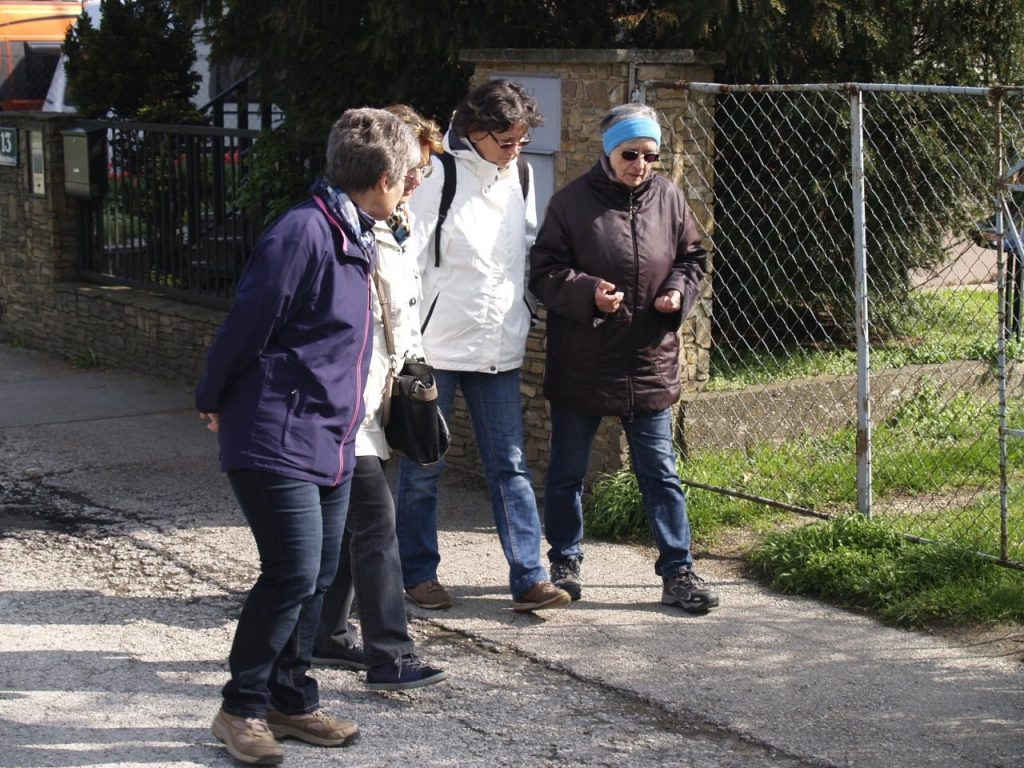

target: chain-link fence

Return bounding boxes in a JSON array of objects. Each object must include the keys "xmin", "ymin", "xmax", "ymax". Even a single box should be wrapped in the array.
[{"xmin": 644, "ymin": 81, "xmax": 1024, "ymax": 568}]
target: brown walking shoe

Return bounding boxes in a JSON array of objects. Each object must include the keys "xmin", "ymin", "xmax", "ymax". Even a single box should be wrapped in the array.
[
  {"xmin": 266, "ymin": 708, "xmax": 359, "ymax": 747},
  {"xmin": 512, "ymin": 581, "xmax": 572, "ymax": 613},
  {"xmin": 405, "ymin": 579, "xmax": 454, "ymax": 609},
  {"xmin": 211, "ymin": 708, "xmax": 283, "ymax": 765}
]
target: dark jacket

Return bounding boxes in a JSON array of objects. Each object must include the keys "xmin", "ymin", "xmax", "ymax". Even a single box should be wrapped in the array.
[
  {"xmin": 529, "ymin": 159, "xmax": 706, "ymax": 417},
  {"xmin": 194, "ymin": 188, "xmax": 375, "ymax": 485}
]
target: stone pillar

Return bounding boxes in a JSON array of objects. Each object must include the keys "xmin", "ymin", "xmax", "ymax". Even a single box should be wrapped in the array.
[
  {"xmin": 0, "ymin": 114, "xmax": 80, "ymax": 350},
  {"xmin": 447, "ymin": 49, "xmax": 722, "ymax": 492}
]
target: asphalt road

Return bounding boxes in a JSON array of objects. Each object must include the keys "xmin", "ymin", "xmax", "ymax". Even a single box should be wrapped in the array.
[{"xmin": 1, "ymin": 343, "xmax": 1021, "ymax": 768}]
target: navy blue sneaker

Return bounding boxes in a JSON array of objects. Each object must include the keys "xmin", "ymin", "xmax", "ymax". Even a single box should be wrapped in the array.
[
  {"xmin": 365, "ymin": 653, "xmax": 448, "ymax": 691},
  {"xmin": 311, "ymin": 644, "xmax": 368, "ymax": 671}
]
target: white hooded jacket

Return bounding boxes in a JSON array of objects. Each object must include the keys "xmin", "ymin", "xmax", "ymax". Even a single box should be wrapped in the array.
[{"xmin": 406, "ymin": 130, "xmax": 538, "ymax": 373}]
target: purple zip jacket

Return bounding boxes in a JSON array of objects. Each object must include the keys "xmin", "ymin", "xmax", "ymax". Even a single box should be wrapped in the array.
[{"xmin": 195, "ymin": 187, "xmax": 375, "ymax": 486}]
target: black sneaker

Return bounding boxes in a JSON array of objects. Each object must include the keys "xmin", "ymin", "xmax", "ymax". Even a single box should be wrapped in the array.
[
  {"xmin": 365, "ymin": 653, "xmax": 449, "ymax": 691},
  {"xmin": 661, "ymin": 568, "xmax": 720, "ymax": 613},
  {"xmin": 550, "ymin": 557, "xmax": 583, "ymax": 601},
  {"xmin": 311, "ymin": 644, "xmax": 368, "ymax": 671}
]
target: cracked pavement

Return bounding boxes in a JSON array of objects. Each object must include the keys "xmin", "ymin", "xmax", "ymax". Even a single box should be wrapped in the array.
[{"xmin": 1, "ymin": 343, "xmax": 1021, "ymax": 768}]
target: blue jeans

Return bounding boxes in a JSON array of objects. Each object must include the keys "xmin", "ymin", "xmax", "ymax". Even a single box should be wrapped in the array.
[
  {"xmin": 544, "ymin": 403, "xmax": 693, "ymax": 577},
  {"xmin": 395, "ymin": 369, "xmax": 547, "ymax": 599},
  {"xmin": 223, "ymin": 469, "xmax": 351, "ymax": 718}
]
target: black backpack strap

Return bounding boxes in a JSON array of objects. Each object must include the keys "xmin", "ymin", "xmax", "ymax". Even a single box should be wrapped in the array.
[
  {"xmin": 434, "ymin": 152, "xmax": 456, "ymax": 268},
  {"xmin": 433, "ymin": 152, "xmax": 528, "ymax": 268}
]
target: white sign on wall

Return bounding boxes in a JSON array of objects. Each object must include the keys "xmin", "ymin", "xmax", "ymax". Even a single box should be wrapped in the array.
[
  {"xmin": 29, "ymin": 130, "xmax": 45, "ymax": 195},
  {"xmin": 491, "ymin": 73, "xmax": 561, "ymax": 216}
]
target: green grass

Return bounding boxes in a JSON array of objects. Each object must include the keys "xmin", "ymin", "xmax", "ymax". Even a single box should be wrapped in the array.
[
  {"xmin": 587, "ymin": 379, "xmax": 1024, "ymax": 546},
  {"xmin": 583, "ymin": 287, "xmax": 1024, "ymax": 628},
  {"xmin": 583, "ymin": 375, "xmax": 1024, "ymax": 629},
  {"xmin": 748, "ymin": 515, "xmax": 1024, "ymax": 628},
  {"xmin": 73, "ymin": 348, "xmax": 99, "ymax": 369},
  {"xmin": 708, "ymin": 288, "xmax": 1024, "ymax": 391}
]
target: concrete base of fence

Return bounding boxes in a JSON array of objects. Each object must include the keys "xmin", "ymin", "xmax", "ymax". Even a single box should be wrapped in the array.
[{"xmin": 681, "ymin": 360, "xmax": 1018, "ymax": 454}]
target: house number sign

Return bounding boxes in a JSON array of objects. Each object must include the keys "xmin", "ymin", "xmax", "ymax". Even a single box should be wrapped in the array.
[{"xmin": 0, "ymin": 126, "xmax": 17, "ymax": 167}]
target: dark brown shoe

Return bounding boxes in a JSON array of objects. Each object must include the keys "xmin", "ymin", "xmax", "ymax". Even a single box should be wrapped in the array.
[{"xmin": 513, "ymin": 581, "xmax": 571, "ymax": 613}]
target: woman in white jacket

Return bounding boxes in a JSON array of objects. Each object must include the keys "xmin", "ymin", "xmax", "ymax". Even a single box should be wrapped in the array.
[
  {"xmin": 396, "ymin": 80, "xmax": 571, "ymax": 613},
  {"xmin": 314, "ymin": 106, "xmax": 449, "ymax": 690}
]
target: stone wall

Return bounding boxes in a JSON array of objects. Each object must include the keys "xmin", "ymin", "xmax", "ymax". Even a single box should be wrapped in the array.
[
  {"xmin": 0, "ymin": 49, "xmax": 721, "ymax": 492},
  {"xmin": 0, "ymin": 114, "xmax": 222, "ymax": 384},
  {"xmin": 0, "ymin": 115, "xmax": 77, "ymax": 338},
  {"xmin": 454, "ymin": 49, "xmax": 721, "ymax": 490}
]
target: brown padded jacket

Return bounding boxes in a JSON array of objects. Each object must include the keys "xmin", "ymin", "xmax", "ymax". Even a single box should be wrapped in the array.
[{"xmin": 529, "ymin": 158, "xmax": 706, "ymax": 417}]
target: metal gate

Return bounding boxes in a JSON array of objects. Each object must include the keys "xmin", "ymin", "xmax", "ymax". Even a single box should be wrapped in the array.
[{"xmin": 640, "ymin": 81, "xmax": 1023, "ymax": 568}]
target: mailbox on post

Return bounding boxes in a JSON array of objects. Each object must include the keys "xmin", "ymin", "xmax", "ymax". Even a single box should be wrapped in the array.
[{"xmin": 61, "ymin": 126, "xmax": 106, "ymax": 200}]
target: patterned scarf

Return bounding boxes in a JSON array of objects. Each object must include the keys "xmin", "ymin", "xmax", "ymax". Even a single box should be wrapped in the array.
[
  {"xmin": 387, "ymin": 204, "xmax": 411, "ymax": 245},
  {"xmin": 310, "ymin": 180, "xmax": 377, "ymax": 261}
]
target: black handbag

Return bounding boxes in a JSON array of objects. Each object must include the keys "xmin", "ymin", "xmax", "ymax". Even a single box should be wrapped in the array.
[
  {"xmin": 383, "ymin": 359, "xmax": 450, "ymax": 465},
  {"xmin": 374, "ymin": 272, "xmax": 450, "ymax": 466}
]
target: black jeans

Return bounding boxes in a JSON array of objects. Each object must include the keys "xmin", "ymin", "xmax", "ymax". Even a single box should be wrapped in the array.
[{"xmin": 317, "ymin": 455, "xmax": 415, "ymax": 667}]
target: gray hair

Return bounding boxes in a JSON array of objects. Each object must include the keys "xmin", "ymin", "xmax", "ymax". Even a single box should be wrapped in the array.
[
  {"xmin": 324, "ymin": 107, "xmax": 419, "ymax": 192},
  {"xmin": 599, "ymin": 102, "xmax": 660, "ymax": 132}
]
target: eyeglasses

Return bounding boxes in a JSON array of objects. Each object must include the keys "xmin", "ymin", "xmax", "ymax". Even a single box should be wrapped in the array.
[
  {"xmin": 619, "ymin": 150, "xmax": 660, "ymax": 163},
  {"xmin": 403, "ymin": 164, "xmax": 433, "ymax": 185},
  {"xmin": 487, "ymin": 131, "xmax": 532, "ymax": 150}
]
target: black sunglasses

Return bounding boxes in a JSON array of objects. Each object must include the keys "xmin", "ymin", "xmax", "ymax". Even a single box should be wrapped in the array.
[
  {"xmin": 487, "ymin": 130, "xmax": 532, "ymax": 150},
  {"xmin": 619, "ymin": 150, "xmax": 660, "ymax": 163}
]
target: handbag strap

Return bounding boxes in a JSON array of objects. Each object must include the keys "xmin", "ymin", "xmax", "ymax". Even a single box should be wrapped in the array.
[
  {"xmin": 372, "ymin": 269, "xmax": 399, "ymax": 427},
  {"xmin": 372, "ymin": 269, "xmax": 397, "ymax": 357}
]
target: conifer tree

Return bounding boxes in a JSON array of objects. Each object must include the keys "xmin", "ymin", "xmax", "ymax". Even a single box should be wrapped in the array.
[{"xmin": 64, "ymin": 0, "xmax": 203, "ymax": 122}]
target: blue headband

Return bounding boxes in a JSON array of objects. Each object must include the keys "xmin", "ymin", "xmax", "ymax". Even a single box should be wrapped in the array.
[{"xmin": 602, "ymin": 117, "xmax": 662, "ymax": 156}]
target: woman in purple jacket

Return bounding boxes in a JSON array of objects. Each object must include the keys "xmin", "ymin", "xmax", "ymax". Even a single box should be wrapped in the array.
[
  {"xmin": 195, "ymin": 108, "xmax": 419, "ymax": 766},
  {"xmin": 529, "ymin": 103, "xmax": 720, "ymax": 615}
]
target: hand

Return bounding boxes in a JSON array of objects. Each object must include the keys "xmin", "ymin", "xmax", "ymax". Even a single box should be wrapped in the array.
[
  {"xmin": 594, "ymin": 280, "xmax": 624, "ymax": 313},
  {"xmin": 199, "ymin": 411, "xmax": 220, "ymax": 433},
  {"xmin": 654, "ymin": 290, "xmax": 681, "ymax": 313}
]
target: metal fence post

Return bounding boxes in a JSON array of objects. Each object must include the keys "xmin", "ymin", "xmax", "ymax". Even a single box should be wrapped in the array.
[
  {"xmin": 994, "ymin": 97, "xmax": 1011, "ymax": 562},
  {"xmin": 850, "ymin": 87, "xmax": 873, "ymax": 518}
]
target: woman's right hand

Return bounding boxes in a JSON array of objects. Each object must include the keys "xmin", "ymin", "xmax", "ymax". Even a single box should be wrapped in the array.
[
  {"xmin": 594, "ymin": 280, "xmax": 624, "ymax": 313},
  {"xmin": 199, "ymin": 412, "xmax": 220, "ymax": 433}
]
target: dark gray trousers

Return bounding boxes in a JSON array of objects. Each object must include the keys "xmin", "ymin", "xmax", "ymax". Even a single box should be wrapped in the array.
[{"xmin": 316, "ymin": 455, "xmax": 415, "ymax": 668}]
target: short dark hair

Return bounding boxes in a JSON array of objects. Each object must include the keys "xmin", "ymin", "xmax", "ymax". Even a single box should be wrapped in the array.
[{"xmin": 450, "ymin": 79, "xmax": 544, "ymax": 138}]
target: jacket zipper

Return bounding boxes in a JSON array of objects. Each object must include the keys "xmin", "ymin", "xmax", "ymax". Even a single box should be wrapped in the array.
[
  {"xmin": 627, "ymin": 191, "xmax": 639, "ymax": 414},
  {"xmin": 336, "ymin": 276, "xmax": 373, "ymax": 484},
  {"xmin": 314, "ymin": 194, "xmax": 371, "ymax": 486}
]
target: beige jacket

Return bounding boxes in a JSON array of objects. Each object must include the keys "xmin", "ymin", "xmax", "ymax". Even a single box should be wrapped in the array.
[{"xmin": 354, "ymin": 213, "xmax": 426, "ymax": 459}]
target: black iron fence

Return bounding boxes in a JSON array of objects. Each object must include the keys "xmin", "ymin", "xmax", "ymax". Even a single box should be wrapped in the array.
[{"xmin": 75, "ymin": 119, "xmax": 321, "ymax": 308}]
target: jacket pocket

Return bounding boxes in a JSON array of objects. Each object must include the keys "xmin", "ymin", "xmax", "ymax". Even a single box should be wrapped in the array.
[{"xmin": 281, "ymin": 387, "xmax": 300, "ymax": 449}]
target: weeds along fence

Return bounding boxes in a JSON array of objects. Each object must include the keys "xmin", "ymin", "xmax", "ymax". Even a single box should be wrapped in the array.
[{"xmin": 644, "ymin": 81, "xmax": 1024, "ymax": 569}]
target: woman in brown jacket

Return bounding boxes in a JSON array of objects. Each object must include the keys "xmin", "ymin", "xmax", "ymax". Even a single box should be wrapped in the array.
[{"xmin": 528, "ymin": 103, "xmax": 719, "ymax": 612}]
